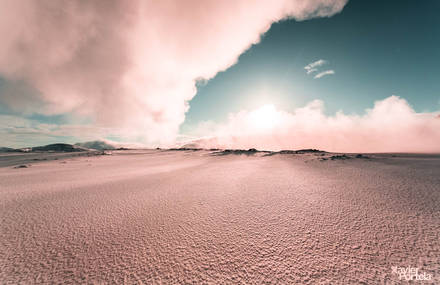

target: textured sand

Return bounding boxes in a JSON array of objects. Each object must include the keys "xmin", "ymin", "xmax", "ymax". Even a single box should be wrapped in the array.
[{"xmin": 1, "ymin": 150, "xmax": 439, "ymax": 284}]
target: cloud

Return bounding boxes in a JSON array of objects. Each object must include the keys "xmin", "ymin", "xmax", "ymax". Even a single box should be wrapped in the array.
[
  {"xmin": 306, "ymin": 68, "xmax": 318, "ymax": 74},
  {"xmin": 304, "ymin": 59, "xmax": 334, "ymax": 78},
  {"xmin": 0, "ymin": 0, "xmax": 348, "ymax": 146},
  {"xmin": 314, "ymin": 69, "xmax": 335, "ymax": 79},
  {"xmin": 184, "ymin": 96, "xmax": 440, "ymax": 153},
  {"xmin": 304, "ymin": 59, "xmax": 327, "ymax": 73}
]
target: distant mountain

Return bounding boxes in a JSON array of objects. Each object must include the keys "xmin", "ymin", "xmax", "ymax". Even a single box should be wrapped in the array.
[
  {"xmin": 0, "ymin": 147, "xmax": 22, "ymax": 152},
  {"xmin": 75, "ymin": 140, "xmax": 116, "ymax": 150},
  {"xmin": 31, "ymin": 143, "xmax": 88, "ymax": 152}
]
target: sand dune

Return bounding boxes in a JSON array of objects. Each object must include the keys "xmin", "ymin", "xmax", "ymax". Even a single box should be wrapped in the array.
[{"xmin": 1, "ymin": 150, "xmax": 439, "ymax": 283}]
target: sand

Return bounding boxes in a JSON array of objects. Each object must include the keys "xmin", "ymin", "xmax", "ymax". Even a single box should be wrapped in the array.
[{"xmin": 1, "ymin": 150, "xmax": 439, "ymax": 284}]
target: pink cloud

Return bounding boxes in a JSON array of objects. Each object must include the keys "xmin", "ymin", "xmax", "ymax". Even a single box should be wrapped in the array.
[
  {"xmin": 0, "ymin": 0, "xmax": 348, "ymax": 145},
  {"xmin": 186, "ymin": 96, "xmax": 440, "ymax": 153}
]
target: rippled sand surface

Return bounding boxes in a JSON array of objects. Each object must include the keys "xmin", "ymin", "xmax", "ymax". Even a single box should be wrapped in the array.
[{"xmin": 1, "ymin": 150, "xmax": 439, "ymax": 284}]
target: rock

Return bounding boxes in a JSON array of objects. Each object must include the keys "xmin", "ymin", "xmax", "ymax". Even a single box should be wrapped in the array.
[
  {"xmin": 355, "ymin": 154, "xmax": 370, "ymax": 159},
  {"xmin": 330, "ymin": 154, "xmax": 351, "ymax": 160},
  {"xmin": 14, "ymin": 164, "xmax": 29, "ymax": 168}
]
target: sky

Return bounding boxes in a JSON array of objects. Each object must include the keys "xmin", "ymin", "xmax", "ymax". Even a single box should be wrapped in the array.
[
  {"xmin": 182, "ymin": 0, "xmax": 440, "ymax": 128},
  {"xmin": 0, "ymin": 0, "xmax": 439, "ymax": 152}
]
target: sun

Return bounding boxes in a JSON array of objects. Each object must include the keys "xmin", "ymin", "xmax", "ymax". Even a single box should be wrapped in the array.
[{"xmin": 248, "ymin": 104, "xmax": 281, "ymax": 131}]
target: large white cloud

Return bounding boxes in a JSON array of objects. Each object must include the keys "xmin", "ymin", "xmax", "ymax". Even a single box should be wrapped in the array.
[
  {"xmin": 0, "ymin": 0, "xmax": 348, "ymax": 145},
  {"xmin": 185, "ymin": 96, "xmax": 440, "ymax": 153}
]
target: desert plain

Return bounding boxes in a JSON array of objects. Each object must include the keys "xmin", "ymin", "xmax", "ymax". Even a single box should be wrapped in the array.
[{"xmin": 1, "ymin": 149, "xmax": 439, "ymax": 284}]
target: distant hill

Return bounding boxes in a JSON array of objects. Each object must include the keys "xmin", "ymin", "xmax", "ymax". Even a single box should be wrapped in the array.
[
  {"xmin": 75, "ymin": 140, "xmax": 116, "ymax": 150},
  {"xmin": 0, "ymin": 147, "xmax": 22, "ymax": 152},
  {"xmin": 31, "ymin": 143, "xmax": 88, "ymax": 152},
  {"xmin": 179, "ymin": 142, "xmax": 200, "ymax": 149}
]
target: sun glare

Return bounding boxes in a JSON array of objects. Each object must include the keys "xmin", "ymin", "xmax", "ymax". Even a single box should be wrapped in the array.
[{"xmin": 248, "ymin": 104, "xmax": 281, "ymax": 131}]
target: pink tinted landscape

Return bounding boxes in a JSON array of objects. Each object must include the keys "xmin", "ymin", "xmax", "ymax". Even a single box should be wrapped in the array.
[
  {"xmin": 1, "ymin": 149, "xmax": 439, "ymax": 283},
  {"xmin": 1, "ymin": 0, "xmax": 440, "ymax": 283}
]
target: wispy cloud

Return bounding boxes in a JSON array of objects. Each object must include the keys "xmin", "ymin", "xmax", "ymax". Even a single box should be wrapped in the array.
[
  {"xmin": 304, "ymin": 59, "xmax": 327, "ymax": 73},
  {"xmin": 306, "ymin": 68, "xmax": 318, "ymax": 74},
  {"xmin": 314, "ymin": 69, "xmax": 335, "ymax": 79},
  {"xmin": 305, "ymin": 59, "xmax": 334, "ymax": 78}
]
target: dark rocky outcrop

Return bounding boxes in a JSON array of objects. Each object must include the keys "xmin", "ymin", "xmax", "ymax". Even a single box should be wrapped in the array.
[{"xmin": 32, "ymin": 143, "xmax": 88, "ymax": 152}]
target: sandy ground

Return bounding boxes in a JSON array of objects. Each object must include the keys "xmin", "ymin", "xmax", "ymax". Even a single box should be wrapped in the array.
[{"xmin": 0, "ymin": 150, "xmax": 439, "ymax": 284}]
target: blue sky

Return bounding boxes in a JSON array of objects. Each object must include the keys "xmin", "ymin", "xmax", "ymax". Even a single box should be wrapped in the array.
[{"xmin": 181, "ymin": 0, "xmax": 440, "ymax": 133}]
